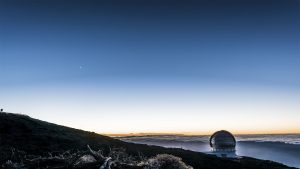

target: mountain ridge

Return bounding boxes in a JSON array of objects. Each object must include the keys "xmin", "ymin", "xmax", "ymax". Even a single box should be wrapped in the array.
[{"xmin": 0, "ymin": 112, "xmax": 297, "ymax": 169}]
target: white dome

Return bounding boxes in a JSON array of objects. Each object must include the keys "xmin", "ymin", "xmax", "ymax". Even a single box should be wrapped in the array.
[{"xmin": 209, "ymin": 130, "xmax": 236, "ymax": 152}]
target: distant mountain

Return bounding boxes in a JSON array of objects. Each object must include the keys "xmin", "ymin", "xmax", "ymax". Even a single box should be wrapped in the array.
[{"xmin": 0, "ymin": 112, "xmax": 297, "ymax": 169}]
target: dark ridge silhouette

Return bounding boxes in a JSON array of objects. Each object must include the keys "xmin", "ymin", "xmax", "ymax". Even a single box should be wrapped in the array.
[{"xmin": 0, "ymin": 112, "xmax": 297, "ymax": 169}]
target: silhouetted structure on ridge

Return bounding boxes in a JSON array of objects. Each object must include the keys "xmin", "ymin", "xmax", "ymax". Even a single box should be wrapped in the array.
[{"xmin": 208, "ymin": 130, "xmax": 237, "ymax": 158}]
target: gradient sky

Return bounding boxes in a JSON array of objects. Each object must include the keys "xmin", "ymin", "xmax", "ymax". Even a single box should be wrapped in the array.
[{"xmin": 1, "ymin": 0, "xmax": 300, "ymax": 134}]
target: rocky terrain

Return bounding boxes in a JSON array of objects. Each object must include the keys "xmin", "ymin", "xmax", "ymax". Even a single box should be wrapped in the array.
[{"xmin": 0, "ymin": 112, "xmax": 297, "ymax": 169}]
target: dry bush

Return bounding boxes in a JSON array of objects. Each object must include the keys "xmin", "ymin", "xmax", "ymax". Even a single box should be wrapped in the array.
[
  {"xmin": 1, "ymin": 147, "xmax": 193, "ymax": 169},
  {"xmin": 141, "ymin": 154, "xmax": 193, "ymax": 169}
]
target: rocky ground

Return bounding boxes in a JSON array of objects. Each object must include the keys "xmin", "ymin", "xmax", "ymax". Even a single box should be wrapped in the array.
[{"xmin": 0, "ymin": 112, "xmax": 297, "ymax": 169}]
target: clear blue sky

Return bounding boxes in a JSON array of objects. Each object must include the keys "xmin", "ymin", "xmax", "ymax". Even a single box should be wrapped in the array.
[{"xmin": 1, "ymin": 0, "xmax": 300, "ymax": 134}]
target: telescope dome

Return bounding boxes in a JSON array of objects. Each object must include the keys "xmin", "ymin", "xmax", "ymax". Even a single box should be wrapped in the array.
[{"xmin": 209, "ymin": 130, "xmax": 236, "ymax": 152}]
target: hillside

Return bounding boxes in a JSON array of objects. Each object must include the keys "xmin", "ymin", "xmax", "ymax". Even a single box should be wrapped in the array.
[{"xmin": 0, "ymin": 112, "xmax": 297, "ymax": 169}]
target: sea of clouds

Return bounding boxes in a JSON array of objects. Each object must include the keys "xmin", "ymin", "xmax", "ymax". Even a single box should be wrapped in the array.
[{"xmin": 119, "ymin": 134, "xmax": 300, "ymax": 168}]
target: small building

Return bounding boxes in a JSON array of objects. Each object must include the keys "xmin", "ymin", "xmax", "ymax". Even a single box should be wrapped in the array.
[{"xmin": 208, "ymin": 130, "xmax": 237, "ymax": 158}]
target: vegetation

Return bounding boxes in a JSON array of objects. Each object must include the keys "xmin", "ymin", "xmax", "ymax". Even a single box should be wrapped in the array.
[{"xmin": 0, "ymin": 112, "xmax": 297, "ymax": 169}]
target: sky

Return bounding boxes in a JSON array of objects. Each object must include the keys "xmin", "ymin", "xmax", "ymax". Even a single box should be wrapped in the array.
[{"xmin": 1, "ymin": 0, "xmax": 300, "ymax": 135}]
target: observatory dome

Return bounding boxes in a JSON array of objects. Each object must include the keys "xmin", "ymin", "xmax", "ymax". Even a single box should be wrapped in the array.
[{"xmin": 209, "ymin": 130, "xmax": 236, "ymax": 152}]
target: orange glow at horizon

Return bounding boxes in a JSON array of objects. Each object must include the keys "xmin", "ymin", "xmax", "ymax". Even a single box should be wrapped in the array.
[{"xmin": 103, "ymin": 128, "xmax": 300, "ymax": 137}]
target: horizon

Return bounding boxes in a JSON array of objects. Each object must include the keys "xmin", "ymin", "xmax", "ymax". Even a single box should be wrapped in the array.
[
  {"xmin": 1, "ymin": 0, "xmax": 300, "ymax": 135},
  {"xmin": 2, "ymin": 111, "xmax": 300, "ymax": 136},
  {"xmin": 105, "ymin": 131, "xmax": 300, "ymax": 137}
]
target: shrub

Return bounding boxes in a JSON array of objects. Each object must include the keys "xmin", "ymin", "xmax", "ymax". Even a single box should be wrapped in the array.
[{"xmin": 142, "ymin": 154, "xmax": 193, "ymax": 169}]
